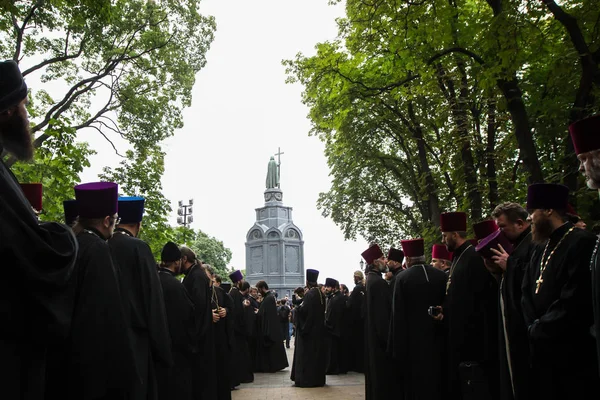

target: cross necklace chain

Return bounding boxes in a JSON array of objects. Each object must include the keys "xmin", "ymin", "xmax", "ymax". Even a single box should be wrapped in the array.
[
  {"xmin": 446, "ymin": 244, "xmax": 472, "ymax": 295},
  {"xmin": 535, "ymin": 227, "xmax": 575, "ymax": 294}
]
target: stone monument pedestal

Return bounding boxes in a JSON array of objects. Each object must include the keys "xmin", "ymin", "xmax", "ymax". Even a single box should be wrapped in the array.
[{"xmin": 245, "ymin": 186, "xmax": 305, "ymax": 299}]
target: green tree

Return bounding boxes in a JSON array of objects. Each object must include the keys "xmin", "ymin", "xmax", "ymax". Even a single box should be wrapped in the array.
[
  {"xmin": 285, "ymin": 0, "xmax": 600, "ymax": 250},
  {"xmin": 1, "ymin": 0, "xmax": 215, "ymax": 240},
  {"xmin": 188, "ymin": 229, "xmax": 233, "ymax": 281}
]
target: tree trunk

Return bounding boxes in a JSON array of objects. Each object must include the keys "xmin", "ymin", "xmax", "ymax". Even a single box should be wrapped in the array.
[
  {"xmin": 496, "ymin": 77, "xmax": 544, "ymax": 183},
  {"xmin": 408, "ymin": 101, "xmax": 441, "ymax": 227},
  {"xmin": 486, "ymin": 98, "xmax": 499, "ymax": 210}
]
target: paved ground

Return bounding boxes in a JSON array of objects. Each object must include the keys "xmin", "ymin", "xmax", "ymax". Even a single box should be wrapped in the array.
[{"xmin": 232, "ymin": 342, "xmax": 365, "ymax": 400}]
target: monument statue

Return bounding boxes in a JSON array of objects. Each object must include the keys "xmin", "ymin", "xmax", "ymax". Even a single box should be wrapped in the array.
[{"xmin": 266, "ymin": 156, "xmax": 279, "ymax": 189}]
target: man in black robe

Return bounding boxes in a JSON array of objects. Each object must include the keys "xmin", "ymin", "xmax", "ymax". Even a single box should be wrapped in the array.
[
  {"xmin": 569, "ymin": 114, "xmax": 600, "ymax": 376},
  {"xmin": 346, "ymin": 270, "xmax": 366, "ymax": 373},
  {"xmin": 254, "ymin": 280, "xmax": 289, "ymax": 372},
  {"xmin": 206, "ymin": 268, "xmax": 233, "ymax": 400},
  {"xmin": 389, "ymin": 238, "xmax": 447, "ymax": 400},
  {"xmin": 180, "ymin": 247, "xmax": 216, "ymax": 400},
  {"xmin": 291, "ymin": 269, "xmax": 326, "ymax": 387},
  {"xmin": 324, "ymin": 277, "xmax": 347, "ymax": 375},
  {"xmin": 431, "ymin": 244, "xmax": 452, "ymax": 273},
  {"xmin": 228, "ymin": 271, "xmax": 254, "ymax": 385},
  {"xmin": 56, "ymin": 182, "xmax": 140, "ymax": 399},
  {"xmin": 486, "ymin": 202, "xmax": 534, "ymax": 400},
  {"xmin": 387, "ymin": 247, "xmax": 405, "ymax": 286},
  {"xmin": 362, "ymin": 244, "xmax": 395, "ymax": 400},
  {"xmin": 521, "ymin": 183, "xmax": 599, "ymax": 399},
  {"xmin": 109, "ymin": 196, "xmax": 173, "ymax": 400},
  {"xmin": 63, "ymin": 199, "xmax": 78, "ymax": 226},
  {"xmin": 0, "ymin": 60, "xmax": 79, "ymax": 399},
  {"xmin": 439, "ymin": 211, "xmax": 499, "ymax": 400},
  {"xmin": 156, "ymin": 242, "xmax": 196, "ymax": 400}
]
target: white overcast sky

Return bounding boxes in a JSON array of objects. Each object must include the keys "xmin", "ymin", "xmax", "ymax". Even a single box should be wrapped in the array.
[{"xmin": 74, "ymin": 0, "xmax": 369, "ymax": 287}]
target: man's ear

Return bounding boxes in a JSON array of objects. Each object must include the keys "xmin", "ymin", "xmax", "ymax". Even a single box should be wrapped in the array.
[{"xmin": 103, "ymin": 215, "xmax": 111, "ymax": 228}]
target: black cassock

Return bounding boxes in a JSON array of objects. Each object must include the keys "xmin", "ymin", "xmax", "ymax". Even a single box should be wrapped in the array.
[
  {"xmin": 109, "ymin": 229, "xmax": 173, "ymax": 400},
  {"xmin": 229, "ymin": 286, "xmax": 254, "ymax": 385},
  {"xmin": 522, "ymin": 223, "xmax": 600, "ymax": 400},
  {"xmin": 211, "ymin": 286, "xmax": 233, "ymax": 400},
  {"xmin": 291, "ymin": 287, "xmax": 326, "ymax": 387},
  {"xmin": 156, "ymin": 268, "xmax": 196, "ymax": 400},
  {"xmin": 593, "ymin": 236, "xmax": 600, "ymax": 377},
  {"xmin": 346, "ymin": 281, "xmax": 366, "ymax": 373},
  {"xmin": 53, "ymin": 228, "xmax": 140, "ymax": 399},
  {"xmin": 0, "ymin": 155, "xmax": 78, "ymax": 399},
  {"xmin": 365, "ymin": 270, "xmax": 394, "ymax": 400},
  {"xmin": 255, "ymin": 291, "xmax": 289, "ymax": 372},
  {"xmin": 389, "ymin": 264, "xmax": 447, "ymax": 400},
  {"xmin": 325, "ymin": 290, "xmax": 347, "ymax": 375},
  {"xmin": 443, "ymin": 241, "xmax": 499, "ymax": 400},
  {"xmin": 182, "ymin": 263, "xmax": 216, "ymax": 400},
  {"xmin": 498, "ymin": 227, "xmax": 533, "ymax": 400}
]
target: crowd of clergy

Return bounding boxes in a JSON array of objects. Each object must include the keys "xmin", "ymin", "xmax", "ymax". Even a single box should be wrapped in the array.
[{"xmin": 3, "ymin": 57, "xmax": 600, "ymax": 400}]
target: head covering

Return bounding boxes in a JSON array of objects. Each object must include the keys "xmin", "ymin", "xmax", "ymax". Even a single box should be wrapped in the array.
[
  {"xmin": 117, "ymin": 196, "xmax": 145, "ymax": 224},
  {"xmin": 526, "ymin": 183, "xmax": 569, "ymax": 211},
  {"xmin": 306, "ymin": 268, "xmax": 319, "ymax": 282},
  {"xmin": 387, "ymin": 247, "xmax": 405, "ymax": 264},
  {"xmin": 354, "ymin": 270, "xmax": 364, "ymax": 279},
  {"xmin": 476, "ymin": 230, "xmax": 514, "ymax": 259},
  {"xmin": 74, "ymin": 182, "xmax": 118, "ymax": 218},
  {"xmin": 432, "ymin": 244, "xmax": 452, "ymax": 261},
  {"xmin": 63, "ymin": 199, "xmax": 78, "ymax": 225},
  {"xmin": 473, "ymin": 220, "xmax": 499, "ymax": 241},
  {"xmin": 569, "ymin": 114, "xmax": 600, "ymax": 155},
  {"xmin": 221, "ymin": 282, "xmax": 232, "ymax": 293},
  {"xmin": 440, "ymin": 212, "xmax": 467, "ymax": 232},
  {"xmin": 0, "ymin": 60, "xmax": 28, "ymax": 113},
  {"xmin": 401, "ymin": 238, "xmax": 425, "ymax": 257},
  {"xmin": 361, "ymin": 244, "xmax": 384, "ymax": 265},
  {"xmin": 20, "ymin": 183, "xmax": 42, "ymax": 211},
  {"xmin": 161, "ymin": 241, "xmax": 181, "ymax": 262},
  {"xmin": 229, "ymin": 270, "xmax": 244, "ymax": 283},
  {"xmin": 325, "ymin": 278, "xmax": 339, "ymax": 288}
]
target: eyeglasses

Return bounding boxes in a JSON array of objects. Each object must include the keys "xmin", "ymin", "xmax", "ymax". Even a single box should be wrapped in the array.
[{"xmin": 111, "ymin": 216, "xmax": 121, "ymax": 225}]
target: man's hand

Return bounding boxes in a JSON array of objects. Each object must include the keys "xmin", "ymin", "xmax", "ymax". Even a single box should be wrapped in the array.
[
  {"xmin": 218, "ymin": 307, "xmax": 227, "ymax": 318},
  {"xmin": 429, "ymin": 306, "xmax": 444, "ymax": 321},
  {"xmin": 212, "ymin": 309, "xmax": 220, "ymax": 323},
  {"xmin": 243, "ymin": 299, "xmax": 250, "ymax": 307},
  {"xmin": 490, "ymin": 244, "xmax": 509, "ymax": 272}
]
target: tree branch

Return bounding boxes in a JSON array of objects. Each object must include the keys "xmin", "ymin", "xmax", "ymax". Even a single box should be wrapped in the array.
[{"xmin": 22, "ymin": 34, "xmax": 88, "ymax": 76}]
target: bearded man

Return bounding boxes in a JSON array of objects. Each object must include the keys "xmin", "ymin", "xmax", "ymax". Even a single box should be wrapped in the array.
[
  {"xmin": 291, "ymin": 269, "xmax": 326, "ymax": 387},
  {"xmin": 387, "ymin": 247, "xmax": 405, "ymax": 286},
  {"xmin": 439, "ymin": 212, "xmax": 499, "ymax": 400},
  {"xmin": 324, "ymin": 277, "xmax": 347, "ymax": 375},
  {"xmin": 362, "ymin": 244, "xmax": 394, "ymax": 400},
  {"xmin": 346, "ymin": 270, "xmax": 366, "ymax": 373},
  {"xmin": 570, "ymin": 114, "xmax": 600, "ymax": 374},
  {"xmin": 521, "ymin": 183, "xmax": 599, "ymax": 399},
  {"xmin": 0, "ymin": 60, "xmax": 78, "ymax": 399},
  {"xmin": 486, "ymin": 202, "xmax": 533, "ymax": 400},
  {"xmin": 228, "ymin": 270, "xmax": 254, "ymax": 385}
]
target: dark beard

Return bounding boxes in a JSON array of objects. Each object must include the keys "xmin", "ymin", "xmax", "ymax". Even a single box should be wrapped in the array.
[
  {"xmin": 0, "ymin": 108, "xmax": 33, "ymax": 161},
  {"xmin": 532, "ymin": 217, "xmax": 553, "ymax": 244}
]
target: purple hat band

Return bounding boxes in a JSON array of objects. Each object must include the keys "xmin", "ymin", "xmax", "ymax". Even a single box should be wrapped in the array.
[{"xmin": 74, "ymin": 182, "xmax": 118, "ymax": 218}]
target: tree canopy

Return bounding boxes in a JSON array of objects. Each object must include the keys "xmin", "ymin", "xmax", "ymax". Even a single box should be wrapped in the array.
[
  {"xmin": 285, "ymin": 0, "xmax": 600, "ymax": 250},
  {"xmin": 2, "ymin": 0, "xmax": 216, "ymax": 237}
]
